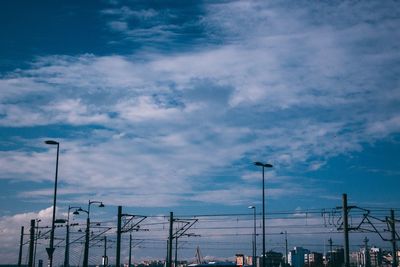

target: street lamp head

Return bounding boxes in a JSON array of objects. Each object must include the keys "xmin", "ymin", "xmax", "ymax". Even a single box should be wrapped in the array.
[
  {"xmin": 73, "ymin": 210, "xmax": 80, "ymax": 215},
  {"xmin": 248, "ymin": 206, "xmax": 255, "ymax": 209},
  {"xmin": 45, "ymin": 140, "xmax": 59, "ymax": 145},
  {"xmin": 98, "ymin": 202, "xmax": 105, "ymax": 208},
  {"xmin": 77, "ymin": 208, "xmax": 87, "ymax": 214},
  {"xmin": 254, "ymin": 162, "xmax": 273, "ymax": 168}
]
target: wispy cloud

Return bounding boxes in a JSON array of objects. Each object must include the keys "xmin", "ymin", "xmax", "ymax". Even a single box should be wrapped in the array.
[{"xmin": 0, "ymin": 1, "xmax": 399, "ymax": 210}]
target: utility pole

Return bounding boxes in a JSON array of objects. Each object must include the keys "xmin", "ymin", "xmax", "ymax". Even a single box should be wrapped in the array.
[
  {"xmin": 168, "ymin": 212, "xmax": 174, "ymax": 267},
  {"xmin": 83, "ymin": 216, "xmax": 90, "ymax": 267},
  {"xmin": 64, "ymin": 222, "xmax": 69, "ymax": 267},
  {"xmin": 390, "ymin": 209, "xmax": 397, "ymax": 267},
  {"xmin": 116, "ymin": 206, "xmax": 122, "ymax": 267},
  {"xmin": 18, "ymin": 226, "xmax": 24, "ymax": 267},
  {"xmin": 33, "ymin": 220, "xmax": 41, "ymax": 267},
  {"xmin": 175, "ymin": 227, "xmax": 178, "ymax": 267},
  {"xmin": 166, "ymin": 240, "xmax": 169, "ymax": 267},
  {"xmin": 103, "ymin": 236, "xmax": 107, "ymax": 267},
  {"xmin": 328, "ymin": 238, "xmax": 333, "ymax": 267},
  {"xmin": 28, "ymin": 219, "xmax": 35, "ymax": 267},
  {"xmin": 129, "ymin": 232, "xmax": 132, "ymax": 267},
  {"xmin": 342, "ymin": 193, "xmax": 350, "ymax": 267},
  {"xmin": 116, "ymin": 207, "xmax": 147, "ymax": 267}
]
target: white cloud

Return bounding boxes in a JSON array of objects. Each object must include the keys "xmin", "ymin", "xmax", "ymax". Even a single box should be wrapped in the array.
[
  {"xmin": 115, "ymin": 96, "xmax": 183, "ymax": 122},
  {"xmin": 366, "ymin": 115, "xmax": 400, "ymax": 138},
  {"xmin": 0, "ymin": 0, "xmax": 398, "ymax": 217},
  {"xmin": 0, "ymin": 207, "xmax": 54, "ymax": 264},
  {"xmin": 1, "ymin": 1, "xmax": 400, "ymax": 264},
  {"xmin": 108, "ymin": 20, "xmax": 128, "ymax": 31}
]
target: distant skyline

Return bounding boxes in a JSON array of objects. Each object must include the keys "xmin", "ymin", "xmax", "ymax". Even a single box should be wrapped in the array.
[{"xmin": 0, "ymin": 0, "xmax": 399, "ymax": 265}]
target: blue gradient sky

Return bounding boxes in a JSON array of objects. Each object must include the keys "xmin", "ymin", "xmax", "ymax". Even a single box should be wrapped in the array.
[{"xmin": 0, "ymin": 0, "xmax": 399, "ymax": 263}]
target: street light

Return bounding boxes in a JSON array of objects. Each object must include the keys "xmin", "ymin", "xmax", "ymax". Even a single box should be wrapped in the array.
[
  {"xmin": 280, "ymin": 231, "xmax": 288, "ymax": 267},
  {"xmin": 254, "ymin": 161, "xmax": 273, "ymax": 267},
  {"xmin": 83, "ymin": 200, "xmax": 105, "ymax": 267},
  {"xmin": 248, "ymin": 206, "xmax": 257, "ymax": 267},
  {"xmin": 45, "ymin": 140, "xmax": 59, "ymax": 267},
  {"xmin": 64, "ymin": 206, "xmax": 82, "ymax": 267}
]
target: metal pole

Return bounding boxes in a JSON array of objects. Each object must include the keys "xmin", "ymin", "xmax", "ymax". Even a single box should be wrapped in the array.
[
  {"xmin": 175, "ymin": 230, "xmax": 178, "ymax": 267},
  {"xmin": 129, "ymin": 232, "xmax": 132, "ymax": 267},
  {"xmin": 64, "ymin": 223, "xmax": 70, "ymax": 267},
  {"xmin": 391, "ymin": 209, "xmax": 397, "ymax": 267},
  {"xmin": 166, "ymin": 240, "xmax": 169, "ymax": 267},
  {"xmin": 262, "ymin": 166, "xmax": 266, "ymax": 267},
  {"xmin": 342, "ymin": 194, "xmax": 350, "ymax": 267},
  {"xmin": 116, "ymin": 206, "xmax": 122, "ymax": 267},
  {"xmin": 18, "ymin": 226, "xmax": 24, "ymax": 267},
  {"xmin": 253, "ymin": 208, "xmax": 256, "ymax": 267},
  {"xmin": 83, "ymin": 216, "xmax": 90, "ymax": 267},
  {"xmin": 28, "ymin": 220, "xmax": 35, "ymax": 267},
  {"xmin": 33, "ymin": 220, "xmax": 40, "ymax": 267},
  {"xmin": 48, "ymin": 142, "xmax": 59, "ymax": 267},
  {"xmin": 254, "ymin": 162, "xmax": 272, "ymax": 267},
  {"xmin": 328, "ymin": 238, "xmax": 333, "ymax": 267},
  {"xmin": 64, "ymin": 206, "xmax": 71, "ymax": 267},
  {"xmin": 168, "ymin": 212, "xmax": 174, "ymax": 267},
  {"xmin": 285, "ymin": 231, "xmax": 288, "ymax": 267},
  {"xmin": 103, "ymin": 236, "xmax": 107, "ymax": 267}
]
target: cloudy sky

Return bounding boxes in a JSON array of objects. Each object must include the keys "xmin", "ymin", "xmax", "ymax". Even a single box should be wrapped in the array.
[{"xmin": 0, "ymin": 0, "xmax": 399, "ymax": 264}]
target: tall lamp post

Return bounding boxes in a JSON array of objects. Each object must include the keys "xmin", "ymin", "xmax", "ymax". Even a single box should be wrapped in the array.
[
  {"xmin": 83, "ymin": 200, "xmax": 105, "ymax": 267},
  {"xmin": 248, "ymin": 206, "xmax": 257, "ymax": 267},
  {"xmin": 45, "ymin": 140, "xmax": 59, "ymax": 267},
  {"xmin": 254, "ymin": 162, "xmax": 273, "ymax": 267}
]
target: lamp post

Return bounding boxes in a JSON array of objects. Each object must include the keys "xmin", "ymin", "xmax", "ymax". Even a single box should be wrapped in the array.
[
  {"xmin": 280, "ymin": 231, "xmax": 288, "ymax": 267},
  {"xmin": 83, "ymin": 200, "xmax": 105, "ymax": 267},
  {"xmin": 45, "ymin": 140, "xmax": 59, "ymax": 267},
  {"xmin": 254, "ymin": 162, "xmax": 273, "ymax": 267},
  {"xmin": 248, "ymin": 206, "xmax": 257, "ymax": 267}
]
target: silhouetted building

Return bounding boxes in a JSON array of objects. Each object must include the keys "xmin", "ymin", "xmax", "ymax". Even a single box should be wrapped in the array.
[
  {"xmin": 350, "ymin": 247, "xmax": 384, "ymax": 267},
  {"xmin": 288, "ymin": 247, "xmax": 310, "ymax": 267},
  {"xmin": 369, "ymin": 247, "xmax": 382, "ymax": 267},
  {"xmin": 326, "ymin": 248, "xmax": 344, "ymax": 267},
  {"xmin": 306, "ymin": 252, "xmax": 323, "ymax": 267},
  {"xmin": 263, "ymin": 251, "xmax": 284, "ymax": 267},
  {"xmin": 258, "ymin": 251, "xmax": 284, "ymax": 267}
]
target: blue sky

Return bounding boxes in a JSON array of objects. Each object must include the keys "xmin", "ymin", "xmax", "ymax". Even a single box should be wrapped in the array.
[{"xmin": 0, "ymin": 0, "xmax": 400, "ymax": 264}]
